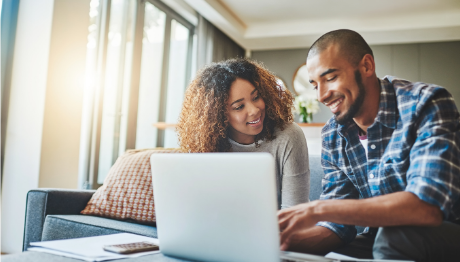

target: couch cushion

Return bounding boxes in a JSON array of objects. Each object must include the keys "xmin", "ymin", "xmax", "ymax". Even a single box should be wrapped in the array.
[
  {"xmin": 81, "ymin": 148, "xmax": 182, "ymax": 224},
  {"xmin": 41, "ymin": 215, "xmax": 157, "ymax": 241},
  {"xmin": 23, "ymin": 189, "xmax": 96, "ymax": 251},
  {"xmin": 309, "ymin": 155, "xmax": 324, "ymax": 201}
]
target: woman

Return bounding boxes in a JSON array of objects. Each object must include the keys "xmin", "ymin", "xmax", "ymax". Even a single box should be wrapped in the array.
[{"xmin": 177, "ymin": 58, "xmax": 310, "ymax": 209}]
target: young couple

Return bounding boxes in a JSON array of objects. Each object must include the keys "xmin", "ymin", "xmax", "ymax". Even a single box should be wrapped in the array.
[{"xmin": 177, "ymin": 30, "xmax": 460, "ymax": 261}]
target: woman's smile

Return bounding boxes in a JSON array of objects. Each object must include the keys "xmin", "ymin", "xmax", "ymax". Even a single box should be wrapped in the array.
[
  {"xmin": 247, "ymin": 116, "xmax": 262, "ymax": 126},
  {"xmin": 227, "ymin": 78, "xmax": 266, "ymax": 144}
]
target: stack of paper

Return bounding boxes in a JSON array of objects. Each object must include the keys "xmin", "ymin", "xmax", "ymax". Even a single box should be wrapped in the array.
[
  {"xmin": 28, "ymin": 233, "xmax": 160, "ymax": 262},
  {"xmin": 280, "ymin": 251, "xmax": 413, "ymax": 262}
]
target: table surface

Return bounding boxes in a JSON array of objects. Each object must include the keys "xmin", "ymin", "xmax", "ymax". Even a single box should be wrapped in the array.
[{"xmin": 2, "ymin": 251, "xmax": 191, "ymax": 262}]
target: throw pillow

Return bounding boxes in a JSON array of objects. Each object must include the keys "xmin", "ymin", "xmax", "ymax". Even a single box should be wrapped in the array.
[{"xmin": 81, "ymin": 148, "xmax": 183, "ymax": 224}]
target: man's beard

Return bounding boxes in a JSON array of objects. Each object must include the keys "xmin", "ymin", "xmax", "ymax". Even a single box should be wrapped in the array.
[{"xmin": 335, "ymin": 70, "xmax": 366, "ymax": 125}]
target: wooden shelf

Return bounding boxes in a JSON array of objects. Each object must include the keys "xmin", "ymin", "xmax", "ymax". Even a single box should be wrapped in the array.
[
  {"xmin": 152, "ymin": 122, "xmax": 177, "ymax": 129},
  {"xmin": 295, "ymin": 122, "xmax": 325, "ymax": 127},
  {"xmin": 152, "ymin": 122, "xmax": 326, "ymax": 130}
]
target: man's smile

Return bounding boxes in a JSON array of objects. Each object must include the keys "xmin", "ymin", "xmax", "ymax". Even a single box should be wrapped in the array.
[{"xmin": 325, "ymin": 97, "xmax": 344, "ymax": 114}]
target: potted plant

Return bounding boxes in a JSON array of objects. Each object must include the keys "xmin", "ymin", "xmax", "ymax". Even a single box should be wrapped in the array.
[{"xmin": 294, "ymin": 94, "xmax": 319, "ymax": 123}]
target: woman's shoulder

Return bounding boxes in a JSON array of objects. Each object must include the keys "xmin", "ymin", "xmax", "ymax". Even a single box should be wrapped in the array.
[
  {"xmin": 271, "ymin": 122, "xmax": 308, "ymax": 159},
  {"xmin": 274, "ymin": 122, "xmax": 304, "ymax": 138},
  {"xmin": 270, "ymin": 122, "xmax": 306, "ymax": 146}
]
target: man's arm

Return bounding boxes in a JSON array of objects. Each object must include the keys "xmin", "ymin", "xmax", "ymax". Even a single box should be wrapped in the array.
[
  {"xmin": 278, "ymin": 191, "xmax": 442, "ymax": 251},
  {"xmin": 279, "ymin": 87, "xmax": 460, "ymax": 252},
  {"xmin": 287, "ymin": 123, "xmax": 364, "ymax": 252}
]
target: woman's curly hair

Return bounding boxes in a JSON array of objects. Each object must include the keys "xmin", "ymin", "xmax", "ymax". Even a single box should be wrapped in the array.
[{"xmin": 177, "ymin": 58, "xmax": 294, "ymax": 152}]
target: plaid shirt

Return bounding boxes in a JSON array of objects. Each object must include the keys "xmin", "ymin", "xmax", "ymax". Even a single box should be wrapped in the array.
[{"xmin": 317, "ymin": 76, "xmax": 460, "ymax": 243}]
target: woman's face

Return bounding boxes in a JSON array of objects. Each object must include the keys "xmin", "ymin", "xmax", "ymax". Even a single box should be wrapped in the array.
[{"xmin": 226, "ymin": 78, "xmax": 266, "ymax": 144}]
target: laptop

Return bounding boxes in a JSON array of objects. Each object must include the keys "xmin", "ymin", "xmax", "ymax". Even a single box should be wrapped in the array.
[{"xmin": 151, "ymin": 153, "xmax": 332, "ymax": 262}]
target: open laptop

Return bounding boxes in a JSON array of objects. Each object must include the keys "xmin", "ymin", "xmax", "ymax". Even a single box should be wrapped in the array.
[{"xmin": 150, "ymin": 153, "xmax": 332, "ymax": 262}]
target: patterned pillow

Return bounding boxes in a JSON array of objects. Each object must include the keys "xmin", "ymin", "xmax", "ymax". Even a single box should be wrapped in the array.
[{"xmin": 81, "ymin": 148, "xmax": 183, "ymax": 224}]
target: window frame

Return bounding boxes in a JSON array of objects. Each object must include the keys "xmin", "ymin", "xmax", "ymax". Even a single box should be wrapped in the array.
[{"xmin": 84, "ymin": 0, "xmax": 195, "ymax": 189}]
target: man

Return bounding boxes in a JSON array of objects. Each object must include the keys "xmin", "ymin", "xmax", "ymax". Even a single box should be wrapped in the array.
[{"xmin": 278, "ymin": 29, "xmax": 460, "ymax": 261}]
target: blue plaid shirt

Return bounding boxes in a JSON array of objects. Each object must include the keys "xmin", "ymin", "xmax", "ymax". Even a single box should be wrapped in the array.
[{"xmin": 317, "ymin": 76, "xmax": 460, "ymax": 243}]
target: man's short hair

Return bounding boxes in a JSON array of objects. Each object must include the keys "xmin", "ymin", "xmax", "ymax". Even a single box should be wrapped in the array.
[{"xmin": 307, "ymin": 29, "xmax": 373, "ymax": 66}]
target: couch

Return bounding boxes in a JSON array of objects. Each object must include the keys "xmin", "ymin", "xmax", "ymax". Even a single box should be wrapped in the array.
[{"xmin": 22, "ymin": 154, "xmax": 364, "ymax": 251}]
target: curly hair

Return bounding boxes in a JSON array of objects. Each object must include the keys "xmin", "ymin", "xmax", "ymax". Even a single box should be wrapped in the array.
[{"xmin": 177, "ymin": 58, "xmax": 294, "ymax": 152}]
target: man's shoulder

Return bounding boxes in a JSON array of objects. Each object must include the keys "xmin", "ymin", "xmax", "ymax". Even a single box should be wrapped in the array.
[
  {"xmin": 383, "ymin": 76, "xmax": 454, "ymax": 121},
  {"xmin": 384, "ymin": 76, "xmax": 450, "ymax": 103}
]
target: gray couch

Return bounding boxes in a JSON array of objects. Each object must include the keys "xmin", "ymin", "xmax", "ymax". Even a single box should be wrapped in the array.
[{"xmin": 22, "ymin": 155, "xmax": 363, "ymax": 251}]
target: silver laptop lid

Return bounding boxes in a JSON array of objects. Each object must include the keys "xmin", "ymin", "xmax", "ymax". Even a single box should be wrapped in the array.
[{"xmin": 151, "ymin": 153, "xmax": 280, "ymax": 262}]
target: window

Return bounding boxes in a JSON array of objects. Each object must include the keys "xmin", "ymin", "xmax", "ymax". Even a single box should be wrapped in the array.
[
  {"xmin": 97, "ymin": 0, "xmax": 137, "ymax": 183},
  {"xmin": 163, "ymin": 19, "xmax": 192, "ymax": 148},
  {"xmin": 135, "ymin": 3, "xmax": 166, "ymax": 150},
  {"xmin": 81, "ymin": 0, "xmax": 195, "ymax": 187}
]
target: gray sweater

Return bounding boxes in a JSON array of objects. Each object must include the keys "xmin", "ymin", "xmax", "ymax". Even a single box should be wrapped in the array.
[{"xmin": 229, "ymin": 123, "xmax": 310, "ymax": 209}]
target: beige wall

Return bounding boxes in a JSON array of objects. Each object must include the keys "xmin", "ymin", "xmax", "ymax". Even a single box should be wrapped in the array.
[
  {"xmin": 252, "ymin": 41, "xmax": 460, "ymax": 123},
  {"xmin": 38, "ymin": 0, "xmax": 90, "ymax": 188}
]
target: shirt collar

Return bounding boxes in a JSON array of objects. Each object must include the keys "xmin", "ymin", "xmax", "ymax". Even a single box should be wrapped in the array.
[
  {"xmin": 336, "ymin": 77, "xmax": 397, "ymax": 137},
  {"xmin": 374, "ymin": 77, "xmax": 398, "ymax": 130}
]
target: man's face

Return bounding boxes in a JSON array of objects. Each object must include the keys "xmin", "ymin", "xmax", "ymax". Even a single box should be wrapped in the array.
[{"xmin": 307, "ymin": 44, "xmax": 366, "ymax": 125}]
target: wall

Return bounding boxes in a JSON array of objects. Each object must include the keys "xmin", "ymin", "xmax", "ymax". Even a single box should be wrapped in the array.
[
  {"xmin": 373, "ymin": 42, "xmax": 460, "ymax": 102},
  {"xmin": 1, "ymin": 0, "xmax": 90, "ymax": 253},
  {"xmin": 252, "ymin": 41, "xmax": 460, "ymax": 123},
  {"xmin": 1, "ymin": 0, "xmax": 20, "ymax": 173},
  {"xmin": 1, "ymin": 0, "xmax": 55, "ymax": 253}
]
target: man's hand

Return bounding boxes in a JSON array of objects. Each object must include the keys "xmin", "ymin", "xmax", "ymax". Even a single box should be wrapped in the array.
[
  {"xmin": 277, "ymin": 192, "xmax": 443, "ymax": 252},
  {"xmin": 278, "ymin": 202, "xmax": 320, "ymax": 250},
  {"xmin": 278, "ymin": 202, "xmax": 343, "ymax": 253}
]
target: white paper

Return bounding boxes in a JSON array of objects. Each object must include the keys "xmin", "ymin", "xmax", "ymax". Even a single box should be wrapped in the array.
[
  {"xmin": 280, "ymin": 251, "xmax": 334, "ymax": 261},
  {"xmin": 28, "ymin": 247, "xmax": 160, "ymax": 262},
  {"xmin": 29, "ymin": 233, "xmax": 160, "ymax": 261},
  {"xmin": 324, "ymin": 252, "xmax": 414, "ymax": 262},
  {"xmin": 325, "ymin": 252, "xmax": 356, "ymax": 259}
]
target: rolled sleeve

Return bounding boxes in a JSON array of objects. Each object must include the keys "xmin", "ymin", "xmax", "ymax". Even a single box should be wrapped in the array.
[
  {"xmin": 405, "ymin": 176, "xmax": 456, "ymax": 219},
  {"xmin": 405, "ymin": 88, "xmax": 460, "ymax": 220},
  {"xmin": 317, "ymin": 221, "xmax": 357, "ymax": 244}
]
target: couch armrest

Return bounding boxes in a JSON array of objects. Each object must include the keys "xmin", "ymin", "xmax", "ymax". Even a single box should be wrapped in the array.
[{"xmin": 23, "ymin": 188, "xmax": 96, "ymax": 251}]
